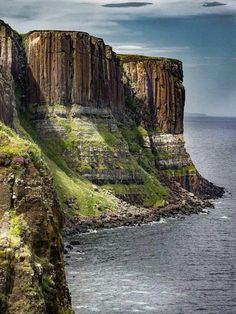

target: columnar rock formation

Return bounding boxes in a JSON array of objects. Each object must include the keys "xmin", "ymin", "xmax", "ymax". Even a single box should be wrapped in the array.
[
  {"xmin": 121, "ymin": 56, "xmax": 185, "ymax": 134},
  {"xmin": 25, "ymin": 31, "xmax": 124, "ymax": 110},
  {"xmin": 0, "ymin": 20, "xmax": 224, "ymax": 314}
]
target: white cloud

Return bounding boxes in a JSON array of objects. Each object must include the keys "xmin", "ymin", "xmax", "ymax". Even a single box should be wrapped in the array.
[{"xmin": 112, "ymin": 42, "xmax": 190, "ymax": 56}]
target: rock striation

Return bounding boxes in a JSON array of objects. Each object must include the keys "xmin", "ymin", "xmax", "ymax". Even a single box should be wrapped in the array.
[
  {"xmin": 121, "ymin": 56, "xmax": 185, "ymax": 134},
  {"xmin": 25, "ymin": 31, "xmax": 124, "ymax": 111}
]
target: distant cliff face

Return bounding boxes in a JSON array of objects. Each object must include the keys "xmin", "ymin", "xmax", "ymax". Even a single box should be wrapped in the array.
[
  {"xmin": 121, "ymin": 56, "xmax": 185, "ymax": 134},
  {"xmin": 120, "ymin": 55, "xmax": 223, "ymax": 198},
  {"xmin": 25, "ymin": 31, "xmax": 124, "ymax": 110}
]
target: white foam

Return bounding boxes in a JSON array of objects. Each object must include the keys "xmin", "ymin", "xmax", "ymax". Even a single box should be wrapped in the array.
[
  {"xmin": 158, "ymin": 218, "xmax": 167, "ymax": 224},
  {"xmin": 87, "ymin": 229, "xmax": 98, "ymax": 233},
  {"xmin": 220, "ymin": 216, "xmax": 229, "ymax": 220},
  {"xmin": 200, "ymin": 209, "xmax": 210, "ymax": 214}
]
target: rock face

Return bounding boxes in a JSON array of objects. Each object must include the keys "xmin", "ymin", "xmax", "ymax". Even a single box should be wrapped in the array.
[
  {"xmin": 121, "ymin": 56, "xmax": 185, "ymax": 134},
  {"xmin": 120, "ymin": 56, "xmax": 223, "ymax": 198},
  {"xmin": 25, "ymin": 31, "xmax": 124, "ymax": 111},
  {"xmin": 22, "ymin": 34, "xmax": 223, "ymax": 200},
  {"xmin": 0, "ymin": 124, "xmax": 73, "ymax": 314},
  {"xmin": 0, "ymin": 20, "xmax": 23, "ymax": 127},
  {"xmin": 0, "ymin": 20, "xmax": 224, "ymax": 314}
]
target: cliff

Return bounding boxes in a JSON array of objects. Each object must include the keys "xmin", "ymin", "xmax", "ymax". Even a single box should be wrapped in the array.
[
  {"xmin": 0, "ymin": 20, "xmax": 23, "ymax": 127},
  {"xmin": 120, "ymin": 55, "xmax": 223, "ymax": 198},
  {"xmin": 0, "ymin": 21, "xmax": 224, "ymax": 313},
  {"xmin": 120, "ymin": 55, "xmax": 185, "ymax": 134},
  {"xmin": 25, "ymin": 31, "xmax": 123, "ymax": 110}
]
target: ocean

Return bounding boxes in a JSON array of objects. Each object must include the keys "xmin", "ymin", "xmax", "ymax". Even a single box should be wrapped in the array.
[{"xmin": 66, "ymin": 116, "xmax": 236, "ymax": 314}]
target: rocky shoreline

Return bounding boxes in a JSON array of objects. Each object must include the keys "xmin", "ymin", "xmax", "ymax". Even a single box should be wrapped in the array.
[
  {"xmin": 64, "ymin": 173, "xmax": 224, "ymax": 236},
  {"xmin": 64, "ymin": 192, "xmax": 215, "ymax": 237}
]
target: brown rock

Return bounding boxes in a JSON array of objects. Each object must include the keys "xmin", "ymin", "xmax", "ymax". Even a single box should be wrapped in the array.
[
  {"xmin": 121, "ymin": 58, "xmax": 185, "ymax": 134},
  {"xmin": 25, "ymin": 31, "xmax": 124, "ymax": 111}
]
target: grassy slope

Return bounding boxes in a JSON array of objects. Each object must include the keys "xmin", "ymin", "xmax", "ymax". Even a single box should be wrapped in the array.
[
  {"xmin": 16, "ymin": 113, "xmax": 116, "ymax": 217},
  {"xmin": 15, "ymin": 102, "xmax": 169, "ymax": 216}
]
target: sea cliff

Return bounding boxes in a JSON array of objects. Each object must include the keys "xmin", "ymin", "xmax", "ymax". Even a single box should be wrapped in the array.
[{"xmin": 0, "ymin": 20, "xmax": 224, "ymax": 313}]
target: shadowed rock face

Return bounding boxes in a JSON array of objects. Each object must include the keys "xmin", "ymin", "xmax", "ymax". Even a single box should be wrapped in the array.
[
  {"xmin": 25, "ymin": 31, "xmax": 124, "ymax": 111},
  {"xmin": 0, "ymin": 20, "xmax": 23, "ymax": 127}
]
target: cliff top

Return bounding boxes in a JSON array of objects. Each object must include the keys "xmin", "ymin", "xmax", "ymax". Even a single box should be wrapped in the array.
[
  {"xmin": 26, "ymin": 30, "xmax": 105, "ymax": 43},
  {"xmin": 118, "ymin": 54, "xmax": 181, "ymax": 64}
]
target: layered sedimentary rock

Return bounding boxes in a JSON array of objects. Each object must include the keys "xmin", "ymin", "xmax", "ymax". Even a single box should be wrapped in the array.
[
  {"xmin": 23, "ymin": 33, "xmax": 150, "ymax": 200},
  {"xmin": 25, "ymin": 31, "xmax": 124, "ymax": 110},
  {"xmin": 0, "ymin": 20, "xmax": 24, "ymax": 127}
]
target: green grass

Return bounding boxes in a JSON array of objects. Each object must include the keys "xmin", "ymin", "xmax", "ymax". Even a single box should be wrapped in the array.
[
  {"xmin": 137, "ymin": 125, "xmax": 148, "ymax": 137},
  {"xmin": 46, "ymin": 157, "xmax": 115, "ymax": 216},
  {"xmin": 157, "ymin": 149, "xmax": 175, "ymax": 160},
  {"xmin": 164, "ymin": 165, "xmax": 196, "ymax": 176},
  {"xmin": 0, "ymin": 122, "xmax": 43, "ymax": 169},
  {"xmin": 107, "ymin": 124, "xmax": 169, "ymax": 207},
  {"xmin": 120, "ymin": 125, "xmax": 143, "ymax": 154},
  {"xmin": 9, "ymin": 211, "xmax": 22, "ymax": 237},
  {"xmin": 118, "ymin": 54, "xmax": 180, "ymax": 63},
  {"xmin": 18, "ymin": 33, "xmax": 26, "ymax": 48},
  {"xmin": 42, "ymin": 275, "xmax": 54, "ymax": 293},
  {"xmin": 16, "ymin": 112, "xmax": 116, "ymax": 216}
]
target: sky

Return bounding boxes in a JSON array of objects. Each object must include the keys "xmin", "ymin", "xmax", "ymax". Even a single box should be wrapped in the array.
[{"xmin": 1, "ymin": 0, "xmax": 236, "ymax": 116}]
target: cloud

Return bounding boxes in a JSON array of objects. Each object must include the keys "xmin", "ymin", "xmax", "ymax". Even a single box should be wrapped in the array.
[
  {"xmin": 112, "ymin": 42, "xmax": 190, "ymax": 56},
  {"xmin": 0, "ymin": 0, "xmax": 235, "ymax": 35},
  {"xmin": 202, "ymin": 2, "xmax": 227, "ymax": 7},
  {"xmin": 102, "ymin": 2, "xmax": 153, "ymax": 8}
]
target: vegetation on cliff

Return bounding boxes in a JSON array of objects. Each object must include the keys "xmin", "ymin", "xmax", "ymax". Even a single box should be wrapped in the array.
[
  {"xmin": 118, "ymin": 53, "xmax": 180, "ymax": 63},
  {"xmin": 0, "ymin": 122, "xmax": 73, "ymax": 314},
  {"xmin": 0, "ymin": 20, "xmax": 224, "ymax": 314}
]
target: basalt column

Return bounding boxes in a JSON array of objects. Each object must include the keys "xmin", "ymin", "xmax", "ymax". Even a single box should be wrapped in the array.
[{"xmin": 25, "ymin": 31, "xmax": 124, "ymax": 110}]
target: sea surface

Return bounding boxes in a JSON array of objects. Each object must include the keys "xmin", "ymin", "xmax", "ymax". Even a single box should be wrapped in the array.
[{"xmin": 66, "ymin": 116, "xmax": 236, "ymax": 314}]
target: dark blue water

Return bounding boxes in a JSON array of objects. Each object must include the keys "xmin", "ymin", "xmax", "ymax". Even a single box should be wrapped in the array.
[{"xmin": 66, "ymin": 117, "xmax": 236, "ymax": 314}]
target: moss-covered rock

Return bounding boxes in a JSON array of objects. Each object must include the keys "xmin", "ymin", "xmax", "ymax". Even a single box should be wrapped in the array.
[{"xmin": 0, "ymin": 123, "xmax": 73, "ymax": 314}]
